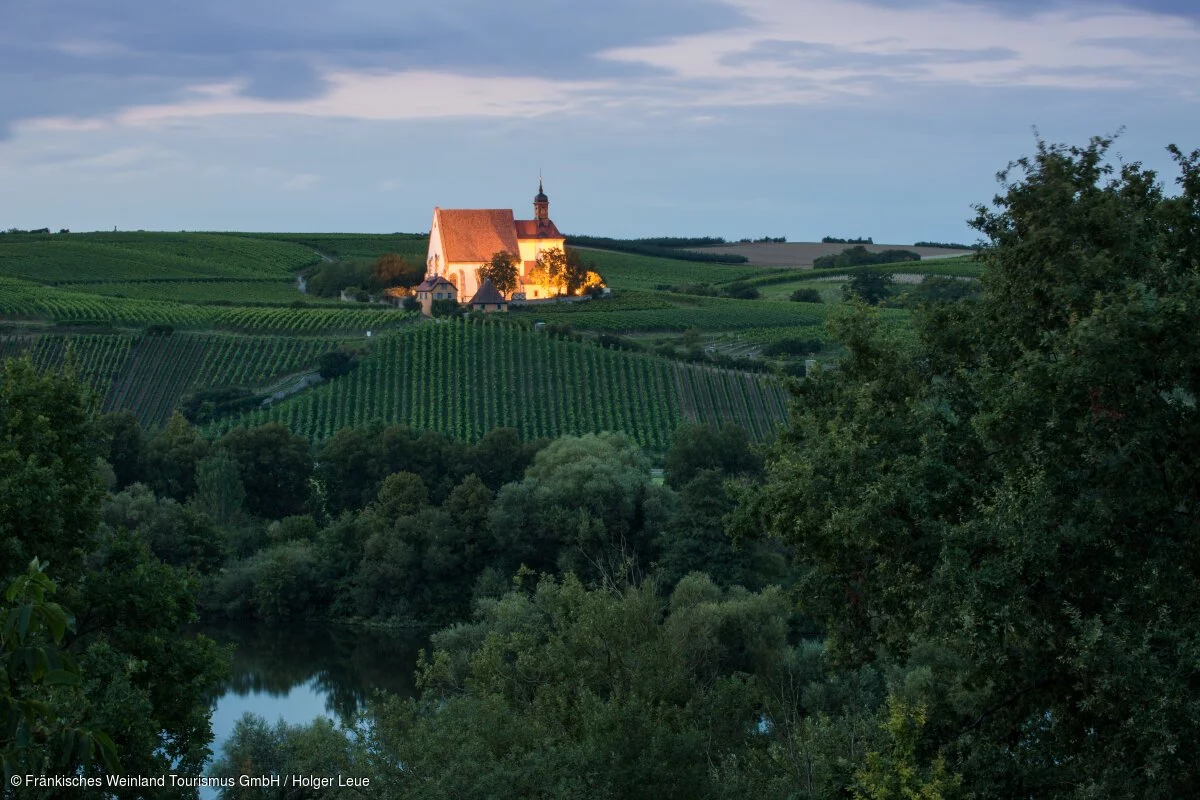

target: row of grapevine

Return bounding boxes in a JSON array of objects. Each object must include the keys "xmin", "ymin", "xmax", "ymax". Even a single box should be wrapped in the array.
[
  {"xmin": 103, "ymin": 333, "xmax": 345, "ymax": 427},
  {"xmin": 672, "ymin": 362, "xmax": 789, "ymax": 441},
  {"xmin": 516, "ymin": 296, "xmax": 833, "ymax": 333},
  {"xmin": 0, "ymin": 333, "xmax": 137, "ymax": 400},
  {"xmin": 0, "ymin": 331, "xmax": 346, "ymax": 429},
  {"xmin": 0, "ymin": 277, "xmax": 418, "ymax": 334},
  {"xmin": 0, "ymin": 232, "xmax": 320, "ymax": 283},
  {"xmin": 209, "ymin": 319, "xmax": 786, "ymax": 449}
]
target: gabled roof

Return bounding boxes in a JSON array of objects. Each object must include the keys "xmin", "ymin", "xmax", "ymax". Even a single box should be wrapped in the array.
[
  {"xmin": 514, "ymin": 219, "xmax": 563, "ymax": 239},
  {"xmin": 435, "ymin": 208, "xmax": 520, "ymax": 263},
  {"xmin": 416, "ymin": 275, "xmax": 457, "ymax": 292},
  {"xmin": 470, "ymin": 278, "xmax": 507, "ymax": 306}
]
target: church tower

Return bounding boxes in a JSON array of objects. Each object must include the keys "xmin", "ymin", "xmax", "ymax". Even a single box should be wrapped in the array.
[{"xmin": 533, "ymin": 178, "xmax": 549, "ymax": 223}]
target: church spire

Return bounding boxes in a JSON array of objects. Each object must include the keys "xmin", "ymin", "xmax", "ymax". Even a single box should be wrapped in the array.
[{"xmin": 533, "ymin": 175, "xmax": 549, "ymax": 222}]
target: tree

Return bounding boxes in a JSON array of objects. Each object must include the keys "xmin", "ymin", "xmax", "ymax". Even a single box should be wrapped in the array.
[
  {"xmin": 1, "ymin": 559, "xmax": 118, "ymax": 783},
  {"xmin": 100, "ymin": 411, "xmax": 144, "ymax": 490},
  {"xmin": 478, "ymin": 251, "xmax": 520, "ymax": 297},
  {"xmin": 355, "ymin": 575, "xmax": 804, "ymax": 799},
  {"xmin": 790, "ymin": 288, "xmax": 822, "ymax": 303},
  {"xmin": 534, "ymin": 246, "xmax": 591, "ymax": 295},
  {"xmin": 192, "ymin": 451, "xmax": 247, "ymax": 526},
  {"xmin": 140, "ymin": 412, "xmax": 210, "ymax": 502},
  {"xmin": 103, "ymin": 484, "xmax": 224, "ymax": 572},
  {"xmin": 841, "ymin": 271, "xmax": 895, "ymax": 305},
  {"xmin": 317, "ymin": 350, "xmax": 355, "ymax": 380},
  {"xmin": 370, "ymin": 253, "xmax": 423, "ymax": 293},
  {"xmin": 664, "ymin": 423, "xmax": 762, "ymax": 489},
  {"xmin": 0, "ymin": 357, "xmax": 105, "ymax": 584},
  {"xmin": 488, "ymin": 433, "xmax": 670, "ymax": 582},
  {"xmin": 218, "ymin": 423, "xmax": 314, "ymax": 520},
  {"xmin": 755, "ymin": 136, "xmax": 1200, "ymax": 797}
]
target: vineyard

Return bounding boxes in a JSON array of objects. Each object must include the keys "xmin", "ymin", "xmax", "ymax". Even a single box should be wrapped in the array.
[
  {"xmin": 0, "ymin": 277, "xmax": 417, "ymax": 334},
  {"xmin": 208, "ymin": 319, "xmax": 789, "ymax": 450},
  {"xmin": 0, "ymin": 231, "xmax": 321, "ymax": 283},
  {"xmin": 0, "ymin": 332, "xmax": 347, "ymax": 428},
  {"xmin": 55, "ymin": 279, "xmax": 327, "ymax": 306},
  {"xmin": 513, "ymin": 291, "xmax": 837, "ymax": 333}
]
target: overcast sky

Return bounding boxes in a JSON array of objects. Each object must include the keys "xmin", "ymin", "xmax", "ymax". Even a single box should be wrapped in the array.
[{"xmin": 2, "ymin": 0, "xmax": 1197, "ymax": 243}]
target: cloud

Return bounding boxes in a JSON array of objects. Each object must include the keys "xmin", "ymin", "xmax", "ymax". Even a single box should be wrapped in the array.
[
  {"xmin": 599, "ymin": 0, "xmax": 1200, "ymax": 97},
  {"xmin": 0, "ymin": 0, "xmax": 741, "ymax": 136},
  {"xmin": 2, "ymin": 0, "xmax": 1196, "ymax": 152}
]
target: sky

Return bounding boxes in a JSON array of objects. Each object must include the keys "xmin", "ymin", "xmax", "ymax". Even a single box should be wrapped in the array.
[{"xmin": 1, "ymin": 0, "xmax": 1197, "ymax": 243}]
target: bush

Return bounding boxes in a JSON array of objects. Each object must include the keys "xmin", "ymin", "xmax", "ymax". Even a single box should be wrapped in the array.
[
  {"xmin": 722, "ymin": 282, "xmax": 760, "ymax": 300},
  {"xmin": 761, "ymin": 338, "xmax": 823, "ymax": 357},
  {"xmin": 180, "ymin": 387, "xmax": 261, "ymax": 425},
  {"xmin": 144, "ymin": 324, "xmax": 174, "ymax": 336},
  {"xmin": 789, "ymin": 288, "xmax": 822, "ymax": 303},
  {"xmin": 317, "ymin": 350, "xmax": 355, "ymax": 380}
]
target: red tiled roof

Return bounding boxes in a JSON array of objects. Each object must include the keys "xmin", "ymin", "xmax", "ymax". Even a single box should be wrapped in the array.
[
  {"xmin": 514, "ymin": 219, "xmax": 563, "ymax": 239},
  {"xmin": 470, "ymin": 279, "xmax": 507, "ymax": 306},
  {"xmin": 435, "ymin": 209, "xmax": 520, "ymax": 263}
]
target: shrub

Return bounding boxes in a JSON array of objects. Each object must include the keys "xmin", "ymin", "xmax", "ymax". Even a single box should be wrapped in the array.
[{"xmin": 789, "ymin": 288, "xmax": 822, "ymax": 303}]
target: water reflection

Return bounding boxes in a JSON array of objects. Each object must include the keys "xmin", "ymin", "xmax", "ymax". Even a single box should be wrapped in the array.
[{"xmin": 203, "ymin": 622, "xmax": 427, "ymax": 722}]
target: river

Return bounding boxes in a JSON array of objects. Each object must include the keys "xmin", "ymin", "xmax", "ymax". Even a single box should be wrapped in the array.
[{"xmin": 199, "ymin": 622, "xmax": 426, "ymax": 793}]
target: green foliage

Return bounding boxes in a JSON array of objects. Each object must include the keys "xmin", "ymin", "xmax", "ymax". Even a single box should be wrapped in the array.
[
  {"xmin": 209, "ymin": 713, "xmax": 363, "ymax": 800},
  {"xmin": 317, "ymin": 349, "xmax": 355, "ymax": 379},
  {"xmin": 852, "ymin": 698, "xmax": 959, "ymax": 800},
  {"xmin": 822, "ymin": 236, "xmax": 874, "ymax": 244},
  {"xmin": 722, "ymin": 281, "xmax": 760, "ymax": 299},
  {"xmin": 664, "ymin": 423, "xmax": 763, "ymax": 488},
  {"xmin": 842, "ymin": 271, "xmax": 896, "ymax": 305},
  {"xmin": 790, "ymin": 287, "xmax": 823, "ymax": 303},
  {"xmin": 1, "ymin": 559, "xmax": 119, "ymax": 784},
  {"xmin": 180, "ymin": 387, "xmax": 261, "ymax": 426},
  {"xmin": 478, "ymin": 251, "xmax": 520, "ymax": 297},
  {"xmin": 141, "ymin": 412, "xmax": 211, "ymax": 501},
  {"xmin": 760, "ymin": 337, "xmax": 823, "ymax": 358},
  {"xmin": 369, "ymin": 252, "xmax": 423, "ymax": 293},
  {"xmin": 102, "ymin": 484, "xmax": 224, "ymax": 572},
  {"xmin": 191, "ymin": 451, "xmax": 246, "ymax": 526},
  {"xmin": 0, "ymin": 356, "xmax": 105, "ymax": 582},
  {"xmin": 912, "ymin": 241, "xmax": 977, "ymax": 250},
  {"xmin": 756, "ymin": 136, "xmax": 1200, "ymax": 796},
  {"xmin": 218, "ymin": 423, "xmax": 313, "ymax": 519},
  {"xmin": 488, "ymin": 433, "xmax": 669, "ymax": 582},
  {"xmin": 814, "ymin": 246, "xmax": 920, "ymax": 270}
]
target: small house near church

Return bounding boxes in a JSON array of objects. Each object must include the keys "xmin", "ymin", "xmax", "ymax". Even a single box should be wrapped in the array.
[
  {"xmin": 415, "ymin": 274, "xmax": 457, "ymax": 316},
  {"xmin": 468, "ymin": 278, "xmax": 508, "ymax": 313},
  {"xmin": 425, "ymin": 180, "xmax": 565, "ymax": 303}
]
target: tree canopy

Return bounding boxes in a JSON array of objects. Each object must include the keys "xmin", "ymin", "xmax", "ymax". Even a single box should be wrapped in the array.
[{"xmin": 752, "ymin": 136, "xmax": 1200, "ymax": 797}]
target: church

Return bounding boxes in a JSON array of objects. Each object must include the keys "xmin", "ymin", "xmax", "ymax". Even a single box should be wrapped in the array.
[{"xmin": 424, "ymin": 180, "xmax": 566, "ymax": 304}]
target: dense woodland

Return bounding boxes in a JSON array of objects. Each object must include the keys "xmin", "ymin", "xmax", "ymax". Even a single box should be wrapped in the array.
[{"xmin": 2, "ymin": 137, "xmax": 1198, "ymax": 799}]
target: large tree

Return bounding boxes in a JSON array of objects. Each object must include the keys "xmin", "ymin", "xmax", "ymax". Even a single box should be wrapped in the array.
[
  {"xmin": 753, "ymin": 137, "xmax": 1200, "ymax": 797},
  {"xmin": 0, "ymin": 357, "xmax": 105, "ymax": 584},
  {"xmin": 218, "ymin": 423, "xmax": 314, "ymax": 520},
  {"xmin": 478, "ymin": 251, "xmax": 520, "ymax": 297}
]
